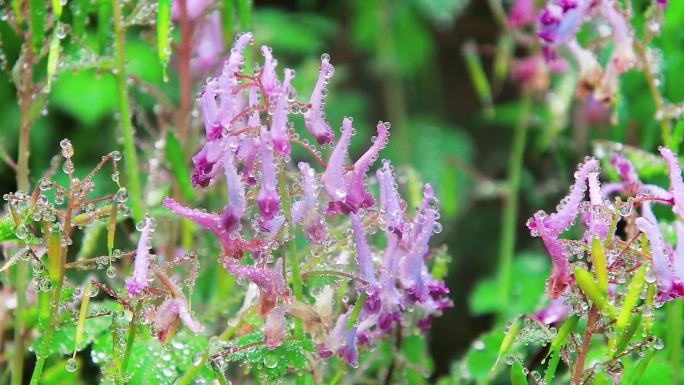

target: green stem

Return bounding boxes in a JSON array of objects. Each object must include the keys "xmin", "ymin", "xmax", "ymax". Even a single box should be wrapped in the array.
[
  {"xmin": 28, "ymin": 279, "xmax": 64, "ymax": 385},
  {"xmin": 328, "ymin": 363, "xmax": 346, "ymax": 385},
  {"xmin": 120, "ymin": 301, "xmax": 142, "ymax": 379},
  {"xmin": 112, "ymin": 0, "xmax": 143, "ymax": 222},
  {"xmin": 669, "ymin": 300, "xmax": 683, "ymax": 385},
  {"xmin": 497, "ymin": 92, "xmax": 532, "ymax": 305},
  {"xmin": 347, "ymin": 291, "xmax": 367, "ymax": 329},
  {"xmin": 11, "ymin": 262, "xmax": 26, "ymax": 385}
]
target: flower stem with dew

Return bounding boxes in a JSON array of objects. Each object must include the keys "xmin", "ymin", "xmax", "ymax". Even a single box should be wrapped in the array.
[
  {"xmin": 669, "ymin": 300, "xmax": 683, "ymax": 385},
  {"xmin": 120, "ymin": 301, "xmax": 143, "ymax": 380},
  {"xmin": 497, "ymin": 91, "xmax": 532, "ymax": 307},
  {"xmin": 29, "ymin": 187, "xmax": 75, "ymax": 385},
  {"xmin": 112, "ymin": 0, "xmax": 143, "ymax": 222}
]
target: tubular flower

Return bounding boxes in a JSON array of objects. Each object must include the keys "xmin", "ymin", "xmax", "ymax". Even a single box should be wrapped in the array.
[
  {"xmin": 292, "ymin": 162, "xmax": 328, "ymax": 244},
  {"xmin": 192, "ymin": 11, "xmax": 224, "ymax": 72},
  {"xmin": 270, "ymin": 68, "xmax": 294, "ymax": 157},
  {"xmin": 660, "ymin": 147, "xmax": 684, "ymax": 219},
  {"xmin": 256, "ymin": 130, "xmax": 280, "ymax": 221},
  {"xmin": 321, "ymin": 119, "xmax": 390, "ymax": 214},
  {"xmin": 508, "ymin": 0, "xmax": 536, "ymax": 27},
  {"xmin": 125, "ymin": 215, "xmax": 155, "ymax": 296},
  {"xmin": 264, "ymin": 305, "xmax": 287, "ymax": 349},
  {"xmin": 220, "ymin": 150, "xmax": 246, "ymax": 233},
  {"xmin": 304, "ymin": 54, "xmax": 335, "ymax": 144}
]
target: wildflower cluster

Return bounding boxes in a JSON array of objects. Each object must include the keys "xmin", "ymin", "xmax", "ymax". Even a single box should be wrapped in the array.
[
  {"xmin": 508, "ymin": 147, "xmax": 684, "ymax": 383},
  {"xmin": 126, "ymin": 32, "xmax": 453, "ymax": 372}
]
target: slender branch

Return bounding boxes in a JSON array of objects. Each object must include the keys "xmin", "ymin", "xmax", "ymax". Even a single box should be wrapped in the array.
[
  {"xmin": 572, "ymin": 305, "xmax": 598, "ymax": 385},
  {"xmin": 112, "ymin": 0, "xmax": 143, "ymax": 222}
]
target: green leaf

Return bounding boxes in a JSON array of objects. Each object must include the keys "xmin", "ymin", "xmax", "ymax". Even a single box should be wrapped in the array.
[
  {"xmin": 511, "ymin": 360, "xmax": 528, "ymax": 385},
  {"xmin": 0, "ymin": 215, "xmax": 18, "ymax": 242},
  {"xmin": 464, "ymin": 329, "xmax": 504, "ymax": 381},
  {"xmin": 32, "ymin": 304, "xmax": 112, "ymax": 357},
  {"xmin": 470, "ymin": 252, "xmax": 548, "ymax": 317},
  {"xmin": 165, "ymin": 131, "xmax": 194, "ymax": 201},
  {"xmin": 50, "ymin": 70, "xmax": 118, "ymax": 125},
  {"xmin": 29, "ymin": 0, "xmax": 46, "ymax": 51}
]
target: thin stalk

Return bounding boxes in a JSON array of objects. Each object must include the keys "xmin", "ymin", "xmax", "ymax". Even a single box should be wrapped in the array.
[
  {"xmin": 29, "ymin": 180, "xmax": 74, "ymax": 385},
  {"xmin": 120, "ymin": 301, "xmax": 143, "ymax": 379},
  {"xmin": 112, "ymin": 0, "xmax": 143, "ymax": 222},
  {"xmin": 633, "ymin": 40, "xmax": 671, "ymax": 146},
  {"xmin": 497, "ymin": 91, "xmax": 532, "ymax": 304},
  {"xmin": 572, "ymin": 305, "xmax": 598, "ymax": 385},
  {"xmin": 176, "ymin": 0, "xmax": 192, "ymax": 141},
  {"xmin": 669, "ymin": 299, "xmax": 683, "ymax": 385},
  {"xmin": 12, "ymin": 29, "xmax": 36, "ymax": 385}
]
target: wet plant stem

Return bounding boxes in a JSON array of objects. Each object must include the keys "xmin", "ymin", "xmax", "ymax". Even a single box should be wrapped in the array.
[
  {"xmin": 120, "ymin": 301, "xmax": 143, "ymax": 380},
  {"xmin": 497, "ymin": 91, "xmax": 532, "ymax": 305},
  {"xmin": 13, "ymin": 35, "xmax": 36, "ymax": 385},
  {"xmin": 669, "ymin": 300, "xmax": 683, "ymax": 385},
  {"xmin": 112, "ymin": 0, "xmax": 143, "ymax": 222},
  {"xmin": 633, "ymin": 40, "xmax": 671, "ymax": 147},
  {"xmin": 29, "ymin": 191, "xmax": 74, "ymax": 385},
  {"xmin": 572, "ymin": 305, "xmax": 598, "ymax": 385}
]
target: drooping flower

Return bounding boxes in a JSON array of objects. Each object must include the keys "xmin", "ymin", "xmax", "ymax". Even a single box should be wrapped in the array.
[
  {"xmin": 304, "ymin": 55, "xmax": 335, "ymax": 144},
  {"xmin": 154, "ymin": 297, "xmax": 204, "ymax": 341},
  {"xmin": 192, "ymin": 11, "xmax": 224, "ymax": 72},
  {"xmin": 376, "ymin": 160, "xmax": 405, "ymax": 236},
  {"xmin": 222, "ymin": 257, "xmax": 290, "ymax": 315},
  {"xmin": 125, "ymin": 215, "xmax": 154, "ymax": 296},
  {"xmin": 264, "ymin": 305, "xmax": 287, "ymax": 349},
  {"xmin": 270, "ymin": 68, "xmax": 294, "ymax": 156},
  {"xmin": 351, "ymin": 213, "xmax": 378, "ymax": 288},
  {"xmin": 260, "ymin": 46, "xmax": 279, "ymax": 95}
]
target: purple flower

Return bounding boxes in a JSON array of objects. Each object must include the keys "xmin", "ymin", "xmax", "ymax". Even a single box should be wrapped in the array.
[
  {"xmin": 635, "ymin": 217, "xmax": 676, "ymax": 296},
  {"xmin": 220, "ymin": 149, "xmax": 246, "ymax": 233},
  {"xmin": 660, "ymin": 147, "xmax": 684, "ymax": 219},
  {"xmin": 535, "ymin": 295, "xmax": 571, "ymax": 324},
  {"xmin": 304, "ymin": 55, "xmax": 335, "ymax": 144},
  {"xmin": 318, "ymin": 308, "xmax": 359, "ymax": 366},
  {"xmin": 125, "ymin": 216, "xmax": 154, "ymax": 296},
  {"xmin": 321, "ymin": 119, "xmax": 390, "ymax": 214},
  {"xmin": 260, "ymin": 46, "xmax": 279, "ymax": 95},
  {"xmin": 537, "ymin": 0, "xmax": 591, "ymax": 44},
  {"xmin": 192, "ymin": 11, "xmax": 224, "ymax": 72},
  {"xmin": 270, "ymin": 68, "xmax": 294, "ymax": 157},
  {"xmin": 508, "ymin": 0, "xmax": 536, "ymax": 27},
  {"xmin": 222, "ymin": 257, "xmax": 290, "ymax": 315},
  {"xmin": 377, "ymin": 160, "xmax": 405, "ymax": 236},
  {"xmin": 154, "ymin": 297, "xmax": 203, "ymax": 341},
  {"xmin": 292, "ymin": 162, "xmax": 328, "ymax": 244},
  {"xmin": 257, "ymin": 130, "xmax": 281, "ymax": 220},
  {"xmin": 264, "ymin": 305, "xmax": 287, "ymax": 349},
  {"xmin": 351, "ymin": 213, "xmax": 378, "ymax": 287}
]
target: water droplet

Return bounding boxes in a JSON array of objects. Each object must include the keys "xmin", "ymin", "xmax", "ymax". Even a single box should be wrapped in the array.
[{"xmin": 66, "ymin": 358, "xmax": 78, "ymax": 372}]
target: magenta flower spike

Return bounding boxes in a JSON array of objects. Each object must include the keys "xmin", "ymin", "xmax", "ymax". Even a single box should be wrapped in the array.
[
  {"xmin": 222, "ymin": 257, "xmax": 290, "ymax": 315},
  {"xmin": 220, "ymin": 150, "xmax": 246, "ymax": 233},
  {"xmin": 125, "ymin": 215, "xmax": 154, "ymax": 296},
  {"xmin": 537, "ymin": 0, "xmax": 591, "ymax": 44},
  {"xmin": 675, "ymin": 222, "xmax": 684, "ymax": 281},
  {"xmin": 270, "ymin": 68, "xmax": 294, "ymax": 157},
  {"xmin": 601, "ymin": 0, "xmax": 635, "ymax": 74},
  {"xmin": 660, "ymin": 147, "xmax": 684, "ymax": 219},
  {"xmin": 321, "ymin": 117, "xmax": 353, "ymax": 212},
  {"xmin": 257, "ymin": 130, "xmax": 281, "ymax": 220},
  {"xmin": 304, "ymin": 54, "xmax": 335, "ymax": 144},
  {"xmin": 154, "ymin": 298, "xmax": 204, "ymax": 341},
  {"xmin": 530, "ymin": 211, "xmax": 570, "ymax": 298}
]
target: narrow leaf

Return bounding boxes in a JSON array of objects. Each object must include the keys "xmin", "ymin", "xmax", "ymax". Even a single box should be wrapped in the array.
[
  {"xmin": 74, "ymin": 281, "xmax": 92, "ymax": 351},
  {"xmin": 48, "ymin": 228, "xmax": 62, "ymax": 287},
  {"xmin": 463, "ymin": 41, "xmax": 494, "ymax": 119},
  {"xmin": 46, "ymin": 31, "xmax": 61, "ymax": 92},
  {"xmin": 511, "ymin": 360, "xmax": 528, "ymax": 385},
  {"xmin": 617, "ymin": 265, "xmax": 646, "ymax": 330},
  {"xmin": 574, "ymin": 267, "xmax": 615, "ymax": 318},
  {"xmin": 156, "ymin": 0, "xmax": 172, "ymax": 80},
  {"xmin": 108, "ymin": 203, "xmax": 117, "ymax": 255},
  {"xmin": 495, "ymin": 317, "xmax": 521, "ymax": 367},
  {"xmin": 591, "ymin": 237, "xmax": 608, "ymax": 294},
  {"xmin": 51, "ymin": 0, "xmax": 63, "ymax": 19},
  {"xmin": 550, "ymin": 315, "xmax": 579, "ymax": 352},
  {"xmin": 625, "ymin": 350, "xmax": 656, "ymax": 385}
]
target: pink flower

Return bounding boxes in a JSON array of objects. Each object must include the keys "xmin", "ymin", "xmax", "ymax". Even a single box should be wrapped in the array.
[
  {"xmin": 154, "ymin": 297, "xmax": 203, "ymax": 341},
  {"xmin": 304, "ymin": 55, "xmax": 335, "ymax": 144}
]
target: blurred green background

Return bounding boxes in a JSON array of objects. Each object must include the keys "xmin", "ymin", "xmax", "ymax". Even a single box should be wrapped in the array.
[{"xmin": 2, "ymin": 0, "xmax": 684, "ymax": 379}]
